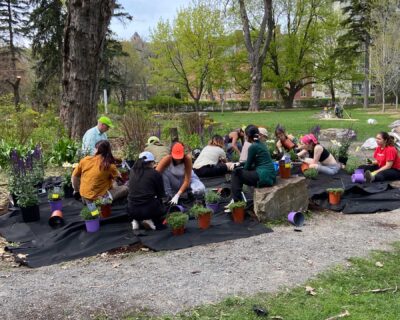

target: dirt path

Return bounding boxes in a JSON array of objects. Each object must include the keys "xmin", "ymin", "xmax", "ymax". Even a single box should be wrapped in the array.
[{"xmin": 1, "ymin": 209, "xmax": 400, "ymax": 320}]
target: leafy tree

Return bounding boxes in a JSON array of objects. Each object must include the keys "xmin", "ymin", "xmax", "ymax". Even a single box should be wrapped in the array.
[
  {"xmin": 266, "ymin": 0, "xmax": 330, "ymax": 108},
  {"xmin": 150, "ymin": 1, "xmax": 225, "ymax": 111},
  {"xmin": 0, "ymin": 0, "xmax": 30, "ymax": 111},
  {"xmin": 338, "ymin": 0, "xmax": 376, "ymax": 109}
]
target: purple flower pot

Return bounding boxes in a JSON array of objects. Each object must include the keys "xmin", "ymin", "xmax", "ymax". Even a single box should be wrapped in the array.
[
  {"xmin": 206, "ymin": 203, "xmax": 219, "ymax": 213},
  {"xmin": 354, "ymin": 169, "xmax": 364, "ymax": 175},
  {"xmin": 49, "ymin": 200, "xmax": 63, "ymax": 212},
  {"xmin": 85, "ymin": 219, "xmax": 100, "ymax": 233},
  {"xmin": 352, "ymin": 173, "xmax": 365, "ymax": 183},
  {"xmin": 288, "ymin": 211, "xmax": 305, "ymax": 227},
  {"xmin": 169, "ymin": 205, "xmax": 186, "ymax": 213}
]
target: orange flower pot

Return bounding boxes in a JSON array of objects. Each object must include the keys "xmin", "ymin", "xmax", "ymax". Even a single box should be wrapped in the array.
[
  {"xmin": 172, "ymin": 226, "xmax": 185, "ymax": 236},
  {"xmin": 282, "ymin": 138, "xmax": 295, "ymax": 150},
  {"xmin": 232, "ymin": 207, "xmax": 245, "ymax": 223},
  {"xmin": 279, "ymin": 164, "xmax": 291, "ymax": 179},
  {"xmin": 301, "ymin": 162, "xmax": 309, "ymax": 173},
  {"xmin": 100, "ymin": 204, "xmax": 112, "ymax": 218},
  {"xmin": 328, "ymin": 192, "xmax": 341, "ymax": 205},
  {"xmin": 198, "ymin": 213, "xmax": 211, "ymax": 230}
]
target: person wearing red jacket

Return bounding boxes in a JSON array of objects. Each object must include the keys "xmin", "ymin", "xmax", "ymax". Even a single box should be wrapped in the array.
[{"xmin": 359, "ymin": 131, "xmax": 400, "ymax": 182}]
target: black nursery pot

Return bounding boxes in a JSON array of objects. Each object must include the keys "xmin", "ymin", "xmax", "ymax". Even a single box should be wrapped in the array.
[
  {"xmin": 20, "ymin": 204, "xmax": 40, "ymax": 222},
  {"xmin": 63, "ymin": 185, "xmax": 74, "ymax": 198},
  {"xmin": 338, "ymin": 156, "xmax": 348, "ymax": 165}
]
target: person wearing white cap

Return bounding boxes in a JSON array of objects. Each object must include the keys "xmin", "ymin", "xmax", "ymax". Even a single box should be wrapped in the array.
[
  {"xmin": 127, "ymin": 151, "xmax": 166, "ymax": 231},
  {"xmin": 144, "ymin": 136, "xmax": 169, "ymax": 164}
]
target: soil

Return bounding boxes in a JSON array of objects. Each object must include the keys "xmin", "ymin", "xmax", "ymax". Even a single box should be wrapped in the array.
[{"xmin": 1, "ymin": 209, "xmax": 400, "ymax": 320}]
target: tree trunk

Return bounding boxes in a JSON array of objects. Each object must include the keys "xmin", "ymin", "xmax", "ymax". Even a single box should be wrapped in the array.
[
  {"xmin": 329, "ymin": 79, "xmax": 335, "ymax": 105},
  {"xmin": 60, "ymin": 0, "xmax": 115, "ymax": 139},
  {"xmin": 395, "ymin": 94, "xmax": 398, "ymax": 110},
  {"xmin": 363, "ymin": 36, "xmax": 370, "ymax": 109},
  {"xmin": 381, "ymin": 86, "xmax": 385, "ymax": 112},
  {"xmin": 249, "ymin": 66, "xmax": 262, "ymax": 111}
]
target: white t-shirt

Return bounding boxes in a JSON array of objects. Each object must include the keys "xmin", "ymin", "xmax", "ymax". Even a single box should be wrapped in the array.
[
  {"xmin": 239, "ymin": 141, "xmax": 252, "ymax": 162},
  {"xmin": 193, "ymin": 145, "xmax": 226, "ymax": 169}
]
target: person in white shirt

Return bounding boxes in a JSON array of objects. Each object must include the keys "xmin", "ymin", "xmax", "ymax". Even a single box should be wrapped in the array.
[{"xmin": 193, "ymin": 135, "xmax": 234, "ymax": 177}]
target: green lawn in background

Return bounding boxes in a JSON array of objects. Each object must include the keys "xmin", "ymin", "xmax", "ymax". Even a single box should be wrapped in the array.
[
  {"xmin": 210, "ymin": 107, "xmax": 399, "ymax": 141},
  {"xmin": 123, "ymin": 243, "xmax": 400, "ymax": 320}
]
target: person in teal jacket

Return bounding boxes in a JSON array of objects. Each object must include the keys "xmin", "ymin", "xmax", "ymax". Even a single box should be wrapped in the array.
[{"xmin": 231, "ymin": 125, "xmax": 276, "ymax": 202}]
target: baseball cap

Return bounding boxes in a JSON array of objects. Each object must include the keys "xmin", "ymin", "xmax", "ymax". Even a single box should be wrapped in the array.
[
  {"xmin": 171, "ymin": 142, "xmax": 185, "ymax": 160},
  {"xmin": 147, "ymin": 136, "xmax": 160, "ymax": 144},
  {"xmin": 98, "ymin": 116, "xmax": 114, "ymax": 128},
  {"xmin": 138, "ymin": 151, "xmax": 155, "ymax": 162},
  {"xmin": 258, "ymin": 127, "xmax": 268, "ymax": 137}
]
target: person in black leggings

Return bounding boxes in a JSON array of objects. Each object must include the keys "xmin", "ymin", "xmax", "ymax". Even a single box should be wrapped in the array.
[
  {"xmin": 127, "ymin": 151, "xmax": 166, "ymax": 230},
  {"xmin": 358, "ymin": 131, "xmax": 400, "ymax": 182}
]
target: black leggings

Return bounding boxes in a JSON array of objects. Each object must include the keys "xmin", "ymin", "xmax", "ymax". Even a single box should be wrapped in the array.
[
  {"xmin": 194, "ymin": 163, "xmax": 228, "ymax": 178},
  {"xmin": 359, "ymin": 165, "xmax": 400, "ymax": 182},
  {"xmin": 128, "ymin": 200, "xmax": 165, "ymax": 224},
  {"xmin": 231, "ymin": 169, "xmax": 259, "ymax": 201}
]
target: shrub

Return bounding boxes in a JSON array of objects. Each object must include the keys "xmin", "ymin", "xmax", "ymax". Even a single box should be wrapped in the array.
[
  {"xmin": 228, "ymin": 201, "xmax": 246, "ymax": 210},
  {"xmin": 303, "ymin": 168, "xmax": 318, "ymax": 179},
  {"xmin": 189, "ymin": 204, "xmax": 212, "ymax": 218},
  {"xmin": 180, "ymin": 113, "xmax": 206, "ymax": 135},
  {"xmin": 205, "ymin": 190, "xmax": 221, "ymax": 204},
  {"xmin": 166, "ymin": 212, "xmax": 189, "ymax": 229},
  {"xmin": 48, "ymin": 138, "xmax": 80, "ymax": 166},
  {"xmin": 345, "ymin": 157, "xmax": 363, "ymax": 174}
]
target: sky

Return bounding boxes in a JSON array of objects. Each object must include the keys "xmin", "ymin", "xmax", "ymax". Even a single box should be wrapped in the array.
[{"xmin": 110, "ymin": 0, "xmax": 189, "ymax": 41}]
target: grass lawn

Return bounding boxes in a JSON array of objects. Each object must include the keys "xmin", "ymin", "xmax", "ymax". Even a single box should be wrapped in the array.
[
  {"xmin": 124, "ymin": 243, "xmax": 400, "ymax": 320},
  {"xmin": 210, "ymin": 107, "xmax": 400, "ymax": 141}
]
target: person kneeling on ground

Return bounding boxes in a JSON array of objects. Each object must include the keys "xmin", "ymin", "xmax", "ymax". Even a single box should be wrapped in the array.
[
  {"xmin": 224, "ymin": 127, "xmax": 245, "ymax": 160},
  {"xmin": 231, "ymin": 125, "xmax": 276, "ymax": 203},
  {"xmin": 275, "ymin": 125, "xmax": 297, "ymax": 155},
  {"xmin": 156, "ymin": 142, "xmax": 205, "ymax": 204},
  {"xmin": 144, "ymin": 136, "xmax": 169, "ymax": 165},
  {"xmin": 358, "ymin": 131, "xmax": 400, "ymax": 183},
  {"xmin": 72, "ymin": 140, "xmax": 128, "ymax": 203},
  {"xmin": 128, "ymin": 151, "xmax": 166, "ymax": 231},
  {"xmin": 193, "ymin": 135, "xmax": 234, "ymax": 177},
  {"xmin": 297, "ymin": 134, "xmax": 340, "ymax": 175}
]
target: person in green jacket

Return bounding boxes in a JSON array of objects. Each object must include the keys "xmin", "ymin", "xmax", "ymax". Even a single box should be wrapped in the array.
[{"xmin": 231, "ymin": 125, "xmax": 276, "ymax": 202}]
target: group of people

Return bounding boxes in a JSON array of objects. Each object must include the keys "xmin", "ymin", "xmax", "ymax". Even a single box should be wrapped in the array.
[{"xmin": 72, "ymin": 116, "xmax": 400, "ymax": 230}]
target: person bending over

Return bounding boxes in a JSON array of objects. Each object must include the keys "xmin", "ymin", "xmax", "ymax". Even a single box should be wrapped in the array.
[
  {"xmin": 231, "ymin": 125, "xmax": 276, "ymax": 202},
  {"xmin": 275, "ymin": 125, "xmax": 297, "ymax": 154},
  {"xmin": 359, "ymin": 131, "xmax": 400, "ymax": 182},
  {"xmin": 224, "ymin": 127, "xmax": 245, "ymax": 160},
  {"xmin": 72, "ymin": 140, "xmax": 128, "ymax": 203},
  {"xmin": 297, "ymin": 134, "xmax": 340, "ymax": 175},
  {"xmin": 128, "ymin": 151, "xmax": 166, "ymax": 231},
  {"xmin": 193, "ymin": 135, "xmax": 234, "ymax": 177},
  {"xmin": 156, "ymin": 142, "xmax": 205, "ymax": 204}
]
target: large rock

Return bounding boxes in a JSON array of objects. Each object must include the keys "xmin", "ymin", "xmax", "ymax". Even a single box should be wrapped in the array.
[
  {"xmin": 319, "ymin": 128, "xmax": 356, "ymax": 141},
  {"xmin": 253, "ymin": 176, "xmax": 309, "ymax": 222}
]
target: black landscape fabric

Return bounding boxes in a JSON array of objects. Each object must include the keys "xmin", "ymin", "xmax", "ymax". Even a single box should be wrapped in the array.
[
  {"xmin": 0, "ymin": 176, "xmax": 270, "ymax": 268},
  {"xmin": 307, "ymin": 170, "xmax": 400, "ymax": 213}
]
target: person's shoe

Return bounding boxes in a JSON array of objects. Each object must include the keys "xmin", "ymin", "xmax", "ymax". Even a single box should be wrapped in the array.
[
  {"xmin": 364, "ymin": 170, "xmax": 375, "ymax": 183},
  {"xmin": 142, "ymin": 219, "xmax": 156, "ymax": 230},
  {"xmin": 224, "ymin": 199, "xmax": 234, "ymax": 209},
  {"xmin": 131, "ymin": 219, "xmax": 139, "ymax": 230}
]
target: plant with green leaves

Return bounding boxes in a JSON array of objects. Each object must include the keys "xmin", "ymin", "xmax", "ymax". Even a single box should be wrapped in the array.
[
  {"xmin": 47, "ymin": 187, "xmax": 64, "ymax": 201},
  {"xmin": 94, "ymin": 196, "xmax": 112, "ymax": 206},
  {"xmin": 80, "ymin": 206, "xmax": 99, "ymax": 221},
  {"xmin": 228, "ymin": 201, "xmax": 246, "ymax": 210},
  {"xmin": 205, "ymin": 190, "xmax": 221, "ymax": 204},
  {"xmin": 190, "ymin": 204, "xmax": 212, "ymax": 218},
  {"xmin": 17, "ymin": 184, "xmax": 39, "ymax": 208},
  {"xmin": 166, "ymin": 212, "xmax": 189, "ymax": 229},
  {"xmin": 303, "ymin": 168, "xmax": 318, "ymax": 179},
  {"xmin": 326, "ymin": 188, "xmax": 344, "ymax": 194},
  {"xmin": 48, "ymin": 138, "xmax": 79, "ymax": 165},
  {"xmin": 345, "ymin": 156, "xmax": 363, "ymax": 174}
]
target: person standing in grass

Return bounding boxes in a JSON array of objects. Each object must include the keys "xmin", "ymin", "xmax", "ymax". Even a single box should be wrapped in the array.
[
  {"xmin": 297, "ymin": 133, "xmax": 340, "ymax": 175},
  {"xmin": 82, "ymin": 116, "xmax": 114, "ymax": 155},
  {"xmin": 128, "ymin": 151, "xmax": 166, "ymax": 231},
  {"xmin": 231, "ymin": 125, "xmax": 276, "ymax": 202},
  {"xmin": 72, "ymin": 140, "xmax": 128, "ymax": 203},
  {"xmin": 359, "ymin": 131, "xmax": 400, "ymax": 182}
]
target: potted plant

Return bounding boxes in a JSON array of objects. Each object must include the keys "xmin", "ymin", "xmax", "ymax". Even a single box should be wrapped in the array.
[
  {"xmin": 326, "ymin": 188, "xmax": 344, "ymax": 205},
  {"xmin": 300, "ymin": 162, "xmax": 309, "ymax": 173},
  {"xmin": 80, "ymin": 206, "xmax": 100, "ymax": 232},
  {"xmin": 62, "ymin": 162, "xmax": 75, "ymax": 198},
  {"xmin": 166, "ymin": 212, "xmax": 189, "ymax": 235},
  {"xmin": 94, "ymin": 196, "xmax": 113, "ymax": 218},
  {"xmin": 303, "ymin": 168, "xmax": 318, "ymax": 179},
  {"xmin": 205, "ymin": 190, "xmax": 220, "ymax": 213},
  {"xmin": 48, "ymin": 187, "xmax": 64, "ymax": 212},
  {"xmin": 190, "ymin": 204, "xmax": 212, "ymax": 230},
  {"xmin": 17, "ymin": 184, "xmax": 40, "ymax": 222},
  {"xmin": 228, "ymin": 201, "xmax": 246, "ymax": 223}
]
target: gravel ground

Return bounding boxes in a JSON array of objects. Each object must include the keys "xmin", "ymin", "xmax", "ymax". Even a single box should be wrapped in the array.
[{"xmin": 1, "ymin": 209, "xmax": 400, "ymax": 320}]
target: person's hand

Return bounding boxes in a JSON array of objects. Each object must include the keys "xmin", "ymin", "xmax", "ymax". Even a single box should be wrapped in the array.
[
  {"xmin": 169, "ymin": 193, "xmax": 180, "ymax": 205},
  {"xmin": 226, "ymin": 162, "xmax": 235, "ymax": 171}
]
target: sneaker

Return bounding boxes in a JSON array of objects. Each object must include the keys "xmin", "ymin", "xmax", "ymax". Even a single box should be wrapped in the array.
[
  {"xmin": 224, "ymin": 199, "xmax": 234, "ymax": 209},
  {"xmin": 364, "ymin": 170, "xmax": 374, "ymax": 183},
  {"xmin": 142, "ymin": 219, "xmax": 156, "ymax": 230},
  {"xmin": 131, "ymin": 219, "xmax": 139, "ymax": 230}
]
